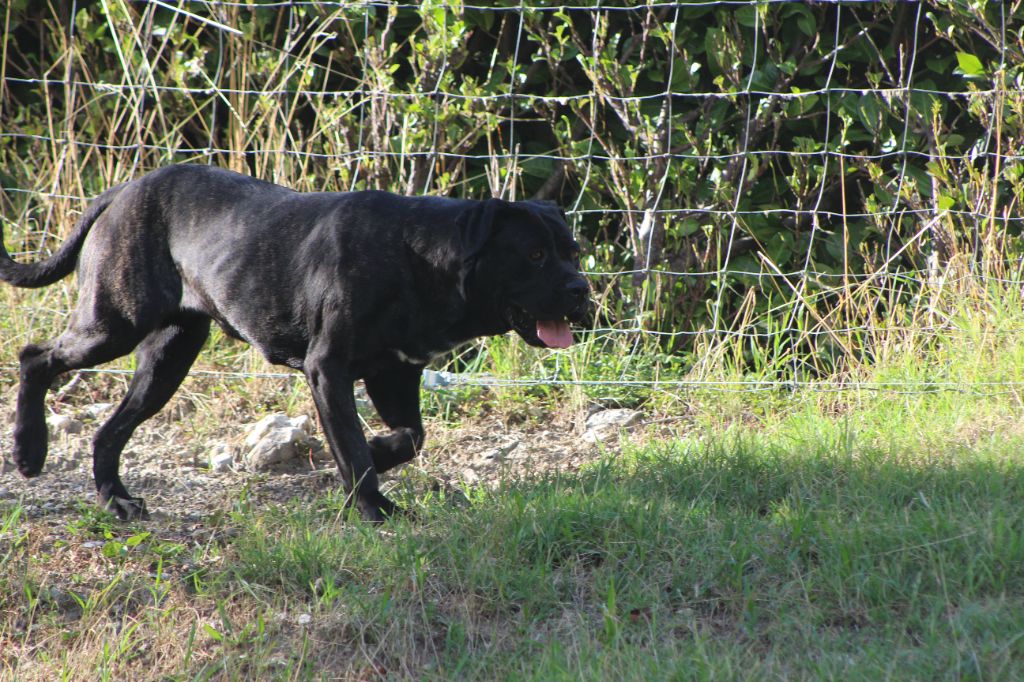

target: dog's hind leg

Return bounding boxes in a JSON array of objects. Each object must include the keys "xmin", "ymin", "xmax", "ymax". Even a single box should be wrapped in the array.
[
  {"xmin": 13, "ymin": 327, "xmax": 140, "ymax": 479},
  {"xmin": 364, "ymin": 364, "xmax": 425, "ymax": 474},
  {"xmin": 90, "ymin": 316, "xmax": 210, "ymax": 520}
]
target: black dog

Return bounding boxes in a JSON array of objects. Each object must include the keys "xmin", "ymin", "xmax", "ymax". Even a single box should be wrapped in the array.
[{"xmin": 1, "ymin": 165, "xmax": 590, "ymax": 522}]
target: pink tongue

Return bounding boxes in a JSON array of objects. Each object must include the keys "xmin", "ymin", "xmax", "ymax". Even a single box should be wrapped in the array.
[{"xmin": 536, "ymin": 319, "xmax": 573, "ymax": 348}]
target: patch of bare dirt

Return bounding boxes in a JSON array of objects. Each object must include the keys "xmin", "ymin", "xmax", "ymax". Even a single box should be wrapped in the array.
[{"xmin": 0, "ymin": 382, "xmax": 651, "ymax": 540}]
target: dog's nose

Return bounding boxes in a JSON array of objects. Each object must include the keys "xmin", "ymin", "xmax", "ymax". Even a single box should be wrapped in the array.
[{"xmin": 566, "ymin": 280, "xmax": 590, "ymax": 308}]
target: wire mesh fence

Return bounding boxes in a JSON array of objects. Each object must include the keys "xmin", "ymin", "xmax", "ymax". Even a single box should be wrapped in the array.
[{"xmin": 1, "ymin": 1, "xmax": 1022, "ymax": 396}]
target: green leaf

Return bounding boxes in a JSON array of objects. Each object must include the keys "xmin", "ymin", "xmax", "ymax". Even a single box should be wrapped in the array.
[
  {"xmin": 736, "ymin": 6, "xmax": 759, "ymax": 28},
  {"xmin": 797, "ymin": 14, "xmax": 815, "ymax": 38},
  {"xmin": 101, "ymin": 541, "xmax": 125, "ymax": 558},
  {"xmin": 126, "ymin": 531, "xmax": 151, "ymax": 548},
  {"xmin": 782, "ymin": 4, "xmax": 817, "ymax": 38},
  {"xmin": 765, "ymin": 231, "xmax": 794, "ymax": 266},
  {"xmin": 676, "ymin": 219, "xmax": 701, "ymax": 238},
  {"xmin": 955, "ymin": 52, "xmax": 985, "ymax": 77}
]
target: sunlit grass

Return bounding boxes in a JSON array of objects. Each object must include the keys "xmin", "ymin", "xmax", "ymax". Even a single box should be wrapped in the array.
[{"xmin": 4, "ymin": 340, "xmax": 1024, "ymax": 679}]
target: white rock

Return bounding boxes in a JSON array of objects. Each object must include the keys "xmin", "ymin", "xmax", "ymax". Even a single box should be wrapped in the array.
[
  {"xmin": 82, "ymin": 403, "xmax": 114, "ymax": 419},
  {"xmin": 583, "ymin": 408, "xmax": 642, "ymax": 443},
  {"xmin": 243, "ymin": 414, "xmax": 294, "ymax": 449},
  {"xmin": 210, "ymin": 450, "xmax": 234, "ymax": 473},
  {"xmin": 245, "ymin": 430, "xmax": 300, "ymax": 470},
  {"xmin": 241, "ymin": 414, "xmax": 319, "ymax": 471},
  {"xmin": 585, "ymin": 408, "xmax": 642, "ymax": 430},
  {"xmin": 47, "ymin": 414, "xmax": 84, "ymax": 436}
]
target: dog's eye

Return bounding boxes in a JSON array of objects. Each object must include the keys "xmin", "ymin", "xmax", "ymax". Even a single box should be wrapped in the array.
[{"xmin": 529, "ymin": 249, "xmax": 545, "ymax": 263}]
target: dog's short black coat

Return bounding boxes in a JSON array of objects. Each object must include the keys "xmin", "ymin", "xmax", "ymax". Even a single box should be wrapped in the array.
[{"xmin": 1, "ymin": 165, "xmax": 591, "ymax": 522}]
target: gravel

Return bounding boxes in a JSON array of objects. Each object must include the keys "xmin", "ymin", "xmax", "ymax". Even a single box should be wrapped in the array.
[{"xmin": 1, "ymin": 399, "xmax": 644, "ymax": 534}]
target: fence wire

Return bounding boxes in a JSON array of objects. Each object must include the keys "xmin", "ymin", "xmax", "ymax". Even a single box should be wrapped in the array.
[{"xmin": 1, "ymin": 1, "xmax": 1022, "ymax": 396}]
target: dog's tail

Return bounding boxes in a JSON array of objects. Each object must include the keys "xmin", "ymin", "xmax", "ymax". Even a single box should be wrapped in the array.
[{"xmin": 0, "ymin": 184, "xmax": 124, "ymax": 289}]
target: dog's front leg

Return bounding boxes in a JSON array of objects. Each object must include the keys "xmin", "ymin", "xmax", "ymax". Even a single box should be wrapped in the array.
[
  {"xmin": 304, "ymin": 355, "xmax": 397, "ymax": 523},
  {"xmin": 364, "ymin": 363, "xmax": 425, "ymax": 474}
]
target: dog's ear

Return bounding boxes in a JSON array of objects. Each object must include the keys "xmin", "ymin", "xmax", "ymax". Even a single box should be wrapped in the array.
[
  {"xmin": 457, "ymin": 198, "xmax": 505, "ymax": 298},
  {"xmin": 523, "ymin": 199, "xmax": 568, "ymax": 228},
  {"xmin": 460, "ymin": 198, "xmax": 504, "ymax": 258}
]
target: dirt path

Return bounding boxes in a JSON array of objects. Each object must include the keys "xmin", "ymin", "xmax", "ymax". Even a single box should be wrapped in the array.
[{"xmin": 0, "ymin": 394, "xmax": 614, "ymax": 540}]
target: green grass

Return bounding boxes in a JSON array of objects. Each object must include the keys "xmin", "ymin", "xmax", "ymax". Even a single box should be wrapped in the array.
[
  {"xmin": 4, "ymin": 386, "xmax": 1024, "ymax": 679},
  {"xmin": 217, "ymin": 422, "xmax": 1024, "ymax": 680}
]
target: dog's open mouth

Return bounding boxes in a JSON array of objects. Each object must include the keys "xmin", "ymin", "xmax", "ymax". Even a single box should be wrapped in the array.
[
  {"xmin": 508, "ymin": 305, "xmax": 574, "ymax": 349},
  {"xmin": 536, "ymin": 318, "xmax": 573, "ymax": 348}
]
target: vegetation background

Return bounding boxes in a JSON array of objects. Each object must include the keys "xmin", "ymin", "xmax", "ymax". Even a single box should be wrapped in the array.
[
  {"xmin": 2, "ymin": 0, "xmax": 1022, "ymax": 380},
  {"xmin": 2, "ymin": 1, "xmax": 1024, "ymax": 679}
]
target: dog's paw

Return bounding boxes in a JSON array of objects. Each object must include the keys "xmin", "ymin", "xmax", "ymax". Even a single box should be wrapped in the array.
[
  {"xmin": 357, "ymin": 492, "xmax": 403, "ymax": 524},
  {"xmin": 368, "ymin": 429, "xmax": 420, "ymax": 474},
  {"xmin": 12, "ymin": 445, "xmax": 47, "ymax": 478},
  {"xmin": 104, "ymin": 495, "xmax": 150, "ymax": 521}
]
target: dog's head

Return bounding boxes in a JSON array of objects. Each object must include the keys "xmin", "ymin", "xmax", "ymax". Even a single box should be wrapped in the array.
[{"xmin": 460, "ymin": 198, "xmax": 592, "ymax": 348}]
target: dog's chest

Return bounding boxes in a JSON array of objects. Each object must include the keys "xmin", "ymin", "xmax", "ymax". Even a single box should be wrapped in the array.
[
  {"xmin": 384, "ymin": 296, "xmax": 468, "ymax": 366},
  {"xmin": 392, "ymin": 348, "xmax": 441, "ymax": 365},
  {"xmin": 388, "ymin": 327, "xmax": 464, "ymax": 367},
  {"xmin": 390, "ymin": 335, "xmax": 461, "ymax": 365}
]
